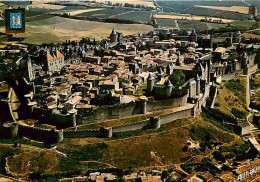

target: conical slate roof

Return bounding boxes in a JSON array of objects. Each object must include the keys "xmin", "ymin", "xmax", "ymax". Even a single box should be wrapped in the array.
[
  {"xmin": 166, "ymin": 80, "xmax": 173, "ymax": 86},
  {"xmin": 199, "ymin": 63, "xmax": 204, "ymax": 71},
  {"xmin": 147, "ymin": 72, "xmax": 154, "ymax": 80},
  {"xmin": 196, "ymin": 74, "xmax": 200, "ymax": 81},
  {"xmin": 157, "ymin": 67, "xmax": 164, "ymax": 75},
  {"xmin": 111, "ymin": 28, "xmax": 117, "ymax": 35}
]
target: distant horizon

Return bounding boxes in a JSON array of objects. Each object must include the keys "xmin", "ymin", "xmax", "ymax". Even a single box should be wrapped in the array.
[{"xmin": 154, "ymin": 0, "xmax": 260, "ymax": 1}]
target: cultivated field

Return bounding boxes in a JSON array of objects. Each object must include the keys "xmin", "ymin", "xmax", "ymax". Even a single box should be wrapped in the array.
[
  {"xmin": 77, "ymin": 8, "xmax": 131, "ymax": 19},
  {"xmin": 157, "ymin": 18, "xmax": 178, "ymax": 28},
  {"xmin": 242, "ymin": 33, "xmax": 260, "ymax": 40},
  {"xmin": 155, "ymin": 14, "xmax": 233, "ymax": 23},
  {"xmin": 195, "ymin": 5, "xmax": 249, "ymax": 15},
  {"xmin": 0, "ymin": 16, "xmax": 153, "ymax": 44},
  {"xmin": 157, "ymin": 1, "xmax": 247, "ymax": 13},
  {"xmin": 74, "ymin": 8, "xmax": 152, "ymax": 23},
  {"xmin": 96, "ymin": 0, "xmax": 155, "ymax": 8},
  {"xmin": 53, "ymin": 8, "xmax": 104, "ymax": 16},
  {"xmin": 111, "ymin": 11, "xmax": 152, "ymax": 23},
  {"xmin": 29, "ymin": 3, "xmax": 66, "ymax": 10},
  {"xmin": 177, "ymin": 20, "xmax": 208, "ymax": 31}
]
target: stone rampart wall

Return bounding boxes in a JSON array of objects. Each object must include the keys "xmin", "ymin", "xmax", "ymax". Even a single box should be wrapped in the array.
[{"xmin": 18, "ymin": 125, "xmax": 63, "ymax": 144}]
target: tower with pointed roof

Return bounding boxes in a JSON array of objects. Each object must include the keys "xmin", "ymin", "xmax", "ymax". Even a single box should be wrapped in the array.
[
  {"xmin": 233, "ymin": 31, "xmax": 241, "ymax": 44},
  {"xmin": 176, "ymin": 52, "xmax": 182, "ymax": 66},
  {"xmin": 110, "ymin": 28, "xmax": 117, "ymax": 43},
  {"xmin": 147, "ymin": 72, "xmax": 154, "ymax": 95},
  {"xmin": 156, "ymin": 67, "xmax": 164, "ymax": 81},
  {"xmin": 196, "ymin": 74, "xmax": 200, "ymax": 96},
  {"xmin": 242, "ymin": 52, "xmax": 248, "ymax": 69},
  {"xmin": 166, "ymin": 63, "xmax": 174, "ymax": 75},
  {"xmin": 165, "ymin": 80, "xmax": 173, "ymax": 97},
  {"xmin": 208, "ymin": 60, "xmax": 212, "ymax": 83},
  {"xmin": 189, "ymin": 29, "xmax": 198, "ymax": 43}
]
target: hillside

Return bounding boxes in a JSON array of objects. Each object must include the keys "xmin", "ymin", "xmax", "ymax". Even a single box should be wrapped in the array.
[
  {"xmin": 0, "ymin": 115, "xmax": 242, "ymax": 179},
  {"xmin": 0, "ymin": 16, "xmax": 153, "ymax": 45},
  {"xmin": 215, "ymin": 77, "xmax": 248, "ymax": 119},
  {"xmin": 56, "ymin": 115, "xmax": 242, "ymax": 172}
]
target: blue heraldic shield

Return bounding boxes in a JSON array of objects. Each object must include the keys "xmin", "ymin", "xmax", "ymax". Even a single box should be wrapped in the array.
[{"xmin": 10, "ymin": 13, "xmax": 22, "ymax": 29}]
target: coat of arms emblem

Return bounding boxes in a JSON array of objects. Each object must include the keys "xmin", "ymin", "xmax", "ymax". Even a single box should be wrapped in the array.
[{"xmin": 10, "ymin": 13, "xmax": 22, "ymax": 29}]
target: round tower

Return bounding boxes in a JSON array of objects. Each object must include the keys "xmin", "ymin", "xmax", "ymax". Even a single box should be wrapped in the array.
[
  {"xmin": 156, "ymin": 67, "xmax": 164, "ymax": 81},
  {"xmin": 166, "ymin": 64, "xmax": 173, "ymax": 75},
  {"xmin": 196, "ymin": 74, "xmax": 200, "ymax": 96},
  {"xmin": 110, "ymin": 28, "xmax": 117, "ymax": 43},
  {"xmin": 190, "ymin": 29, "xmax": 197, "ymax": 43},
  {"xmin": 176, "ymin": 52, "xmax": 182, "ymax": 66},
  {"xmin": 147, "ymin": 72, "xmax": 154, "ymax": 95},
  {"xmin": 208, "ymin": 60, "xmax": 212, "ymax": 83},
  {"xmin": 242, "ymin": 52, "xmax": 248, "ymax": 69},
  {"xmin": 188, "ymin": 80, "xmax": 192, "ymax": 98},
  {"xmin": 140, "ymin": 96, "xmax": 148, "ymax": 114},
  {"xmin": 165, "ymin": 80, "xmax": 173, "ymax": 98},
  {"xmin": 234, "ymin": 31, "xmax": 241, "ymax": 43}
]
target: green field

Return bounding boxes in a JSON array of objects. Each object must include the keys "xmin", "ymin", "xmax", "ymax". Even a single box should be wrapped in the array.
[
  {"xmin": 0, "ymin": 16, "xmax": 153, "ymax": 44},
  {"xmin": 157, "ymin": 18, "xmax": 178, "ymax": 28},
  {"xmin": 77, "ymin": 8, "xmax": 152, "ymax": 24},
  {"xmin": 111, "ymin": 11, "xmax": 152, "ymax": 24}
]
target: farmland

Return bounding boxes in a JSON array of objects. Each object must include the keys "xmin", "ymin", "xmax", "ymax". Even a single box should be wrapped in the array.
[
  {"xmin": 96, "ymin": 0, "xmax": 155, "ymax": 8},
  {"xmin": 156, "ymin": 18, "xmax": 178, "ymax": 28},
  {"xmin": 0, "ymin": 16, "xmax": 153, "ymax": 44},
  {"xmin": 53, "ymin": 8, "xmax": 103, "ymax": 16},
  {"xmin": 155, "ymin": 14, "xmax": 233, "ymax": 23},
  {"xmin": 111, "ymin": 11, "xmax": 152, "ymax": 24},
  {"xmin": 185, "ymin": 6, "xmax": 250, "ymax": 20},
  {"xmin": 76, "ymin": 8, "xmax": 152, "ymax": 24},
  {"xmin": 157, "ymin": 1, "xmax": 251, "ymax": 21},
  {"xmin": 77, "ymin": 8, "xmax": 130, "ymax": 19},
  {"xmin": 242, "ymin": 33, "xmax": 260, "ymax": 40},
  {"xmin": 177, "ymin": 20, "xmax": 208, "ymax": 31},
  {"xmin": 195, "ymin": 5, "xmax": 249, "ymax": 14},
  {"xmin": 28, "ymin": 3, "xmax": 66, "ymax": 10},
  {"xmin": 157, "ymin": 1, "xmax": 247, "ymax": 13}
]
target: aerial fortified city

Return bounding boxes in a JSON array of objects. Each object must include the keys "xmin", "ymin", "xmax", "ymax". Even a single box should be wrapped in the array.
[{"xmin": 0, "ymin": 0, "xmax": 260, "ymax": 181}]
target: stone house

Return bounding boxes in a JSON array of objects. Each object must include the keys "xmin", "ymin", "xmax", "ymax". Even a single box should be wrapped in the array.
[
  {"xmin": 213, "ymin": 47, "xmax": 226, "ymax": 60},
  {"xmin": 99, "ymin": 81, "xmax": 119, "ymax": 91},
  {"xmin": 234, "ymin": 159, "xmax": 260, "ymax": 181},
  {"xmin": 57, "ymin": 83, "xmax": 72, "ymax": 101},
  {"xmin": 65, "ymin": 95, "xmax": 82, "ymax": 111},
  {"xmin": 183, "ymin": 174, "xmax": 203, "ymax": 182},
  {"xmin": 46, "ymin": 50, "xmax": 65, "ymax": 75},
  {"xmin": 217, "ymin": 171, "xmax": 237, "ymax": 182}
]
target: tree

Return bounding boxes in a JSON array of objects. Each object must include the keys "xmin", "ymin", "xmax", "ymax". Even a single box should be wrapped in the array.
[
  {"xmin": 169, "ymin": 70, "xmax": 185, "ymax": 89},
  {"xmin": 213, "ymin": 151, "xmax": 225, "ymax": 162},
  {"xmin": 0, "ymin": 60, "xmax": 20, "ymax": 81},
  {"xmin": 158, "ymin": 32, "xmax": 166, "ymax": 40},
  {"xmin": 161, "ymin": 170, "xmax": 168, "ymax": 181}
]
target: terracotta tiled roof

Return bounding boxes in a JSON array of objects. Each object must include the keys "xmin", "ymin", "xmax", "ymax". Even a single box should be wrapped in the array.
[
  {"xmin": 47, "ymin": 51, "xmax": 54, "ymax": 61},
  {"xmin": 218, "ymin": 171, "xmax": 237, "ymax": 182},
  {"xmin": 56, "ymin": 49, "xmax": 64, "ymax": 58}
]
